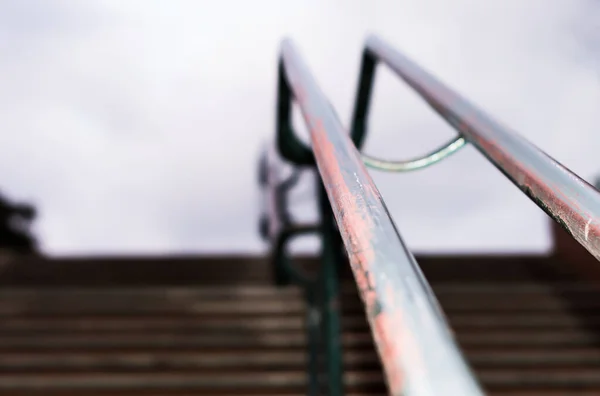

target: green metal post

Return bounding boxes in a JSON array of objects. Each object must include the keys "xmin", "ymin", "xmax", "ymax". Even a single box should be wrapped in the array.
[
  {"xmin": 319, "ymin": 184, "xmax": 344, "ymax": 396},
  {"xmin": 305, "ymin": 288, "xmax": 321, "ymax": 396}
]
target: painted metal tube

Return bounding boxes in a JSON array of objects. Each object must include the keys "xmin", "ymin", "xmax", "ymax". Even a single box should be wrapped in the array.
[
  {"xmin": 364, "ymin": 35, "xmax": 600, "ymax": 261},
  {"xmin": 280, "ymin": 38, "xmax": 484, "ymax": 396}
]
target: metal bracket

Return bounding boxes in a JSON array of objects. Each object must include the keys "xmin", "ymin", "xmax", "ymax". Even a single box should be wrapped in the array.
[{"xmin": 362, "ymin": 136, "xmax": 466, "ymax": 172}]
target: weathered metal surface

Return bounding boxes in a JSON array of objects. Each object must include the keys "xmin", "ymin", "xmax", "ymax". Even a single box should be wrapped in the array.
[
  {"xmin": 280, "ymin": 38, "xmax": 484, "ymax": 396},
  {"xmin": 363, "ymin": 35, "xmax": 600, "ymax": 261}
]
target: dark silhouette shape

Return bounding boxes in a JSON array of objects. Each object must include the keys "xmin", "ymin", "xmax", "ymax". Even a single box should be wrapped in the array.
[
  {"xmin": 0, "ymin": 193, "xmax": 37, "ymax": 254},
  {"xmin": 258, "ymin": 149, "xmax": 303, "ymax": 241}
]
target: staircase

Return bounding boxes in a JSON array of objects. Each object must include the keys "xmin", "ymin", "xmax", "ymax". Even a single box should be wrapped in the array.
[
  {"xmin": 0, "ymin": 33, "xmax": 596, "ymax": 396},
  {"xmin": 0, "ymin": 255, "xmax": 598, "ymax": 395}
]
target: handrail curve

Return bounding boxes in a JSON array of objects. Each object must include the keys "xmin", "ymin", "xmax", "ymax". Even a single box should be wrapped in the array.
[
  {"xmin": 362, "ymin": 136, "xmax": 466, "ymax": 172},
  {"xmin": 352, "ymin": 35, "xmax": 600, "ymax": 260}
]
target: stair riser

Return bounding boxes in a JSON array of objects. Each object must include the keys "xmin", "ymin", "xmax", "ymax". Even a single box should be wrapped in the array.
[
  {"xmin": 1, "ymin": 369, "xmax": 600, "ymax": 391},
  {"xmin": 0, "ymin": 313, "xmax": 597, "ymax": 333},
  {"xmin": 3, "ymin": 296, "xmax": 600, "ymax": 315},
  {"xmin": 0, "ymin": 330, "xmax": 596, "ymax": 351}
]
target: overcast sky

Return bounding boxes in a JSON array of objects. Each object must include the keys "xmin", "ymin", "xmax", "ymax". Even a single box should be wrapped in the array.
[{"xmin": 0, "ymin": 0, "xmax": 599, "ymax": 256}]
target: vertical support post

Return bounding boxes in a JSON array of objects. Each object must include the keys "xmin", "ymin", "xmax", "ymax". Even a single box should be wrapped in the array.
[
  {"xmin": 349, "ymin": 51, "xmax": 378, "ymax": 149},
  {"xmin": 319, "ymin": 183, "xmax": 344, "ymax": 396},
  {"xmin": 305, "ymin": 289, "xmax": 321, "ymax": 396},
  {"xmin": 276, "ymin": 46, "xmax": 349, "ymax": 395},
  {"xmin": 274, "ymin": 253, "xmax": 291, "ymax": 286},
  {"xmin": 276, "ymin": 61, "xmax": 314, "ymax": 166}
]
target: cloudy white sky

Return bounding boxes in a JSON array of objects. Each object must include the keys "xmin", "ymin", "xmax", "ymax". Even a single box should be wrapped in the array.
[{"xmin": 0, "ymin": 0, "xmax": 599, "ymax": 256}]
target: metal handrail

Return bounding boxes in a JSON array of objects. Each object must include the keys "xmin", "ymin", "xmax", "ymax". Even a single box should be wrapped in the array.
[
  {"xmin": 351, "ymin": 34, "xmax": 600, "ymax": 261},
  {"xmin": 280, "ymin": 38, "xmax": 484, "ymax": 396}
]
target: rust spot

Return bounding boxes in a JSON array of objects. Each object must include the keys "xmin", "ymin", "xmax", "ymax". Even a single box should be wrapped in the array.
[
  {"xmin": 372, "ymin": 307, "xmax": 403, "ymax": 394},
  {"xmin": 468, "ymin": 121, "xmax": 600, "ymax": 258},
  {"xmin": 311, "ymin": 120, "xmax": 376, "ymax": 269},
  {"xmin": 310, "ymin": 120, "xmax": 405, "ymax": 394},
  {"xmin": 412, "ymin": 74, "xmax": 600, "ymax": 259}
]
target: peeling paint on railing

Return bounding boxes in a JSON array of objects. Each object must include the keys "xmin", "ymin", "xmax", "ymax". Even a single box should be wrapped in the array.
[{"xmin": 280, "ymin": 38, "xmax": 484, "ymax": 396}]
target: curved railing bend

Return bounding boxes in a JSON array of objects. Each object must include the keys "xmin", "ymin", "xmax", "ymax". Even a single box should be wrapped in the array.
[{"xmin": 352, "ymin": 35, "xmax": 600, "ymax": 260}]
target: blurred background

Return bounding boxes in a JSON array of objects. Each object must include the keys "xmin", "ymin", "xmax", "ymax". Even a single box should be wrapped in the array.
[{"xmin": 1, "ymin": 0, "xmax": 599, "ymax": 256}]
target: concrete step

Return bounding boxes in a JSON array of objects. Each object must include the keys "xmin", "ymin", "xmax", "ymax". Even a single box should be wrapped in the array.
[
  {"xmin": 1, "ymin": 368, "xmax": 600, "ymax": 391},
  {"xmin": 2, "ymin": 283, "xmax": 600, "ymax": 299},
  {"xmin": 2, "ymin": 392, "xmax": 600, "ymax": 396},
  {"xmin": 0, "ymin": 329, "xmax": 597, "ymax": 351},
  {"xmin": 0, "ymin": 255, "xmax": 569, "ymax": 287},
  {"xmin": 2, "ymin": 282, "xmax": 599, "ymax": 296},
  {"xmin": 0, "ymin": 313, "xmax": 597, "ymax": 334},
  {"xmin": 0, "ymin": 371, "xmax": 378, "ymax": 391},
  {"xmin": 3, "ymin": 296, "xmax": 600, "ymax": 316},
  {"xmin": 1, "ymin": 349, "xmax": 600, "ymax": 373},
  {"xmin": 0, "ymin": 286, "xmax": 303, "ymax": 299}
]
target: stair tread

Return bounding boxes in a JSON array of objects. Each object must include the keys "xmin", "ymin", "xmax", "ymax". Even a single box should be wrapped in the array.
[
  {"xmin": 0, "ymin": 371, "xmax": 376, "ymax": 389},
  {"xmin": 2, "ymin": 348, "xmax": 600, "ymax": 372},
  {"xmin": 2, "ymin": 368, "xmax": 600, "ymax": 389},
  {"xmin": 0, "ymin": 313, "xmax": 598, "ymax": 333},
  {"xmin": 3, "ymin": 292, "xmax": 600, "ymax": 316}
]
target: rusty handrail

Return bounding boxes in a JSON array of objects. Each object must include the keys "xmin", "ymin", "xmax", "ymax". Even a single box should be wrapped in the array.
[
  {"xmin": 280, "ymin": 38, "xmax": 484, "ymax": 396},
  {"xmin": 352, "ymin": 35, "xmax": 600, "ymax": 261}
]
